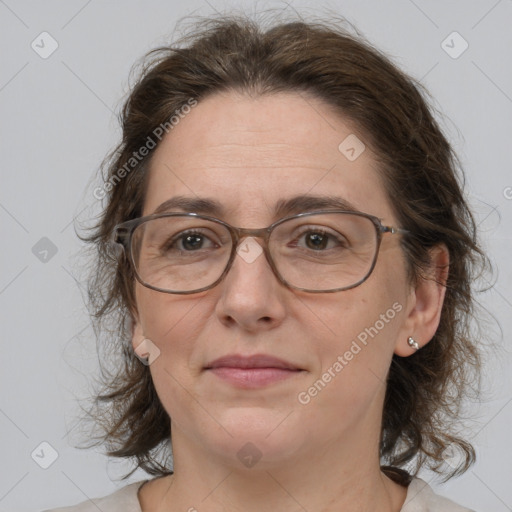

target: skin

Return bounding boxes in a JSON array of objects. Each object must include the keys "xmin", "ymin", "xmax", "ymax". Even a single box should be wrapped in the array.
[{"xmin": 131, "ymin": 90, "xmax": 448, "ymax": 512}]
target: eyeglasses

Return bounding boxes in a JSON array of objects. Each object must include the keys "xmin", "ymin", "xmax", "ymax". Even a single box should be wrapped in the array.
[{"xmin": 112, "ymin": 210, "xmax": 409, "ymax": 294}]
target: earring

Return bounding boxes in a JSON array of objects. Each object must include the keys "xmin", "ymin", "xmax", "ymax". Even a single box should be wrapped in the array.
[{"xmin": 407, "ymin": 336, "xmax": 420, "ymax": 351}]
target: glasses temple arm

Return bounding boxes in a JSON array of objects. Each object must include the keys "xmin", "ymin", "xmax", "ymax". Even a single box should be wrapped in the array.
[{"xmin": 382, "ymin": 225, "xmax": 410, "ymax": 235}]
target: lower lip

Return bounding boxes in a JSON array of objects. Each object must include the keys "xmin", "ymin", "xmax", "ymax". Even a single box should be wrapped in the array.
[{"xmin": 207, "ymin": 367, "xmax": 302, "ymax": 388}]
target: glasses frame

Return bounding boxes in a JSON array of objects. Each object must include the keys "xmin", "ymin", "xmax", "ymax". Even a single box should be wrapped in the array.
[{"xmin": 112, "ymin": 209, "xmax": 410, "ymax": 294}]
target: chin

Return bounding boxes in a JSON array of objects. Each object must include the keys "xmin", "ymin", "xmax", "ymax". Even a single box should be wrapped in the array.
[{"xmin": 202, "ymin": 408, "xmax": 307, "ymax": 469}]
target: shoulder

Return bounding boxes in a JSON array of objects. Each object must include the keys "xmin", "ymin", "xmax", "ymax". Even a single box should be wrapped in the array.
[
  {"xmin": 41, "ymin": 476, "xmax": 476, "ymax": 512},
  {"xmin": 402, "ymin": 477, "xmax": 476, "ymax": 512},
  {"xmin": 41, "ymin": 480, "xmax": 147, "ymax": 512}
]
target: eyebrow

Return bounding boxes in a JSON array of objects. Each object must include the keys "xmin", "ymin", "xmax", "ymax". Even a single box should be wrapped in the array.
[{"xmin": 151, "ymin": 194, "xmax": 360, "ymax": 219}]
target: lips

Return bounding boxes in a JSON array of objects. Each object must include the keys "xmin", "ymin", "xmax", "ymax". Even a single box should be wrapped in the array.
[
  {"xmin": 204, "ymin": 354, "xmax": 304, "ymax": 389},
  {"xmin": 204, "ymin": 354, "xmax": 301, "ymax": 371}
]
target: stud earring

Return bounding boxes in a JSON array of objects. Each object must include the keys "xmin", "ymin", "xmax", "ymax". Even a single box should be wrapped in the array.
[{"xmin": 407, "ymin": 336, "xmax": 420, "ymax": 351}]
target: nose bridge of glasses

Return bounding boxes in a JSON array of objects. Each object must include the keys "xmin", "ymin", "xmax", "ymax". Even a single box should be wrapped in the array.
[
  {"xmin": 233, "ymin": 226, "xmax": 270, "ymax": 245},
  {"xmin": 227, "ymin": 226, "xmax": 282, "ymax": 288}
]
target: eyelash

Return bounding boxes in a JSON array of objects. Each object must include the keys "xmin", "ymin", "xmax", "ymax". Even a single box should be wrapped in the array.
[{"xmin": 162, "ymin": 226, "xmax": 347, "ymax": 253}]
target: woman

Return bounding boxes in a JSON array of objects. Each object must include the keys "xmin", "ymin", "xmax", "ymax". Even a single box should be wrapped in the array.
[{"xmin": 46, "ymin": 12, "xmax": 486, "ymax": 512}]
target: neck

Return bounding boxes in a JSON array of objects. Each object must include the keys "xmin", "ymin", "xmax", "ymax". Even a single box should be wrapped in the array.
[{"xmin": 140, "ymin": 426, "xmax": 407, "ymax": 512}]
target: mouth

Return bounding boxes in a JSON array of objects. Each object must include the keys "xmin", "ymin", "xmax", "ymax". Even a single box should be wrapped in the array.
[
  {"xmin": 205, "ymin": 354, "xmax": 301, "ymax": 371},
  {"xmin": 204, "ymin": 354, "xmax": 304, "ymax": 389}
]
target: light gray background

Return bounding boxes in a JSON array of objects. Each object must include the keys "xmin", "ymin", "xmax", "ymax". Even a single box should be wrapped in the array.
[{"xmin": 1, "ymin": 1, "xmax": 511, "ymax": 511}]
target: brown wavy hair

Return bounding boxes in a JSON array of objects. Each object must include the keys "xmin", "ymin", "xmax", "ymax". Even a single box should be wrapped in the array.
[{"xmin": 77, "ymin": 10, "xmax": 489, "ymax": 483}]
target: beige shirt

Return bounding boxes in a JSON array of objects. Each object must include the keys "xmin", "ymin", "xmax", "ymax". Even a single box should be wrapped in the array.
[{"xmin": 43, "ymin": 477, "xmax": 476, "ymax": 512}]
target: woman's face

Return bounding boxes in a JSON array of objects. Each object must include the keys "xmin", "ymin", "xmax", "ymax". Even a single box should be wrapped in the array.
[{"xmin": 132, "ymin": 91, "xmax": 417, "ymax": 468}]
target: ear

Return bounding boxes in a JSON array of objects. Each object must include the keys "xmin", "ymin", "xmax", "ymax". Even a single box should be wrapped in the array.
[{"xmin": 394, "ymin": 244, "xmax": 449, "ymax": 356}]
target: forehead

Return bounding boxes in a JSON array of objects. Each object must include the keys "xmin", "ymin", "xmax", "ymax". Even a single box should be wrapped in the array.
[{"xmin": 142, "ymin": 91, "xmax": 394, "ymax": 225}]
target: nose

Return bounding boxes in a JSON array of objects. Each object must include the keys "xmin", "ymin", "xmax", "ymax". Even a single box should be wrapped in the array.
[{"xmin": 214, "ymin": 236, "xmax": 287, "ymax": 331}]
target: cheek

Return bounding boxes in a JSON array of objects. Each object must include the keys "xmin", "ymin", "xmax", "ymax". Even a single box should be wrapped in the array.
[
  {"xmin": 297, "ymin": 272, "xmax": 407, "ymax": 409},
  {"xmin": 137, "ymin": 293, "xmax": 209, "ymax": 427},
  {"xmin": 296, "ymin": 302, "xmax": 404, "ymax": 436},
  {"xmin": 302, "ymin": 287, "xmax": 404, "ymax": 357},
  {"xmin": 136, "ymin": 287, "xmax": 207, "ymax": 371}
]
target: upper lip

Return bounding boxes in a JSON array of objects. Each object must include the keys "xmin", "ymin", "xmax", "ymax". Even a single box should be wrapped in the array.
[{"xmin": 205, "ymin": 354, "xmax": 301, "ymax": 370}]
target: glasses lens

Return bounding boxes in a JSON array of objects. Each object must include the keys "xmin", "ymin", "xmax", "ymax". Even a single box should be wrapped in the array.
[
  {"xmin": 270, "ymin": 213, "xmax": 378, "ymax": 291},
  {"xmin": 129, "ymin": 213, "xmax": 378, "ymax": 293},
  {"xmin": 131, "ymin": 216, "xmax": 232, "ymax": 292}
]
